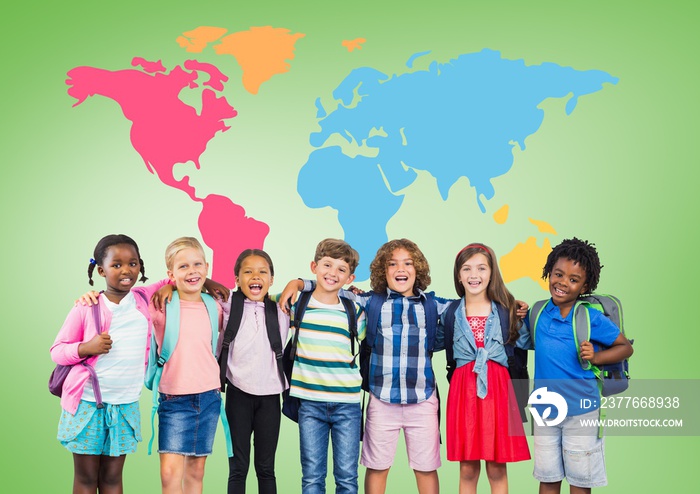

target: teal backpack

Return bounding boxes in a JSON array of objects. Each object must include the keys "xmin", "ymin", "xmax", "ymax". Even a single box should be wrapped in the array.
[
  {"xmin": 529, "ymin": 294, "xmax": 633, "ymax": 397},
  {"xmin": 145, "ymin": 291, "xmax": 232, "ymax": 456}
]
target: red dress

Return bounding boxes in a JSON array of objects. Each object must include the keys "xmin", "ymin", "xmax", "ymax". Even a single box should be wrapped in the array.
[{"xmin": 446, "ymin": 315, "xmax": 530, "ymax": 462}]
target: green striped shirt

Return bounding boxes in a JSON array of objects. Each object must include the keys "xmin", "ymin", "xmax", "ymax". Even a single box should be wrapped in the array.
[{"xmin": 290, "ymin": 296, "xmax": 366, "ymax": 403}]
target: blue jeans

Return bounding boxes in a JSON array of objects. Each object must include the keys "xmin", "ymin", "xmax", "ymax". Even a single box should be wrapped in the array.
[{"xmin": 299, "ymin": 399, "xmax": 361, "ymax": 494}]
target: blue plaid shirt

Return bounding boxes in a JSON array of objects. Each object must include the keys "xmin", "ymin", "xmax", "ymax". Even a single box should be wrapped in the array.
[
  {"xmin": 355, "ymin": 289, "xmax": 450, "ymax": 404},
  {"xmin": 301, "ymin": 281, "xmax": 450, "ymax": 404}
]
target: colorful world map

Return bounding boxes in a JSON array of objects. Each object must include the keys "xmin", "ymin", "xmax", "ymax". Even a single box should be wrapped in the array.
[{"xmin": 65, "ymin": 25, "xmax": 617, "ymax": 285}]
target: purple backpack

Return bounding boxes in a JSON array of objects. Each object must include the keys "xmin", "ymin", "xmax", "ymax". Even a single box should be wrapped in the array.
[{"xmin": 48, "ymin": 301, "xmax": 104, "ymax": 408}]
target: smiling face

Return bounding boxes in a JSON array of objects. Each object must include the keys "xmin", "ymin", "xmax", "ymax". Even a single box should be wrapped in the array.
[
  {"xmin": 98, "ymin": 243, "xmax": 141, "ymax": 297},
  {"xmin": 311, "ymin": 256, "xmax": 355, "ymax": 301},
  {"xmin": 549, "ymin": 257, "xmax": 589, "ymax": 316},
  {"xmin": 167, "ymin": 247, "xmax": 209, "ymax": 301},
  {"xmin": 458, "ymin": 253, "xmax": 491, "ymax": 300},
  {"xmin": 235, "ymin": 255, "xmax": 273, "ymax": 301},
  {"xmin": 386, "ymin": 248, "xmax": 417, "ymax": 296}
]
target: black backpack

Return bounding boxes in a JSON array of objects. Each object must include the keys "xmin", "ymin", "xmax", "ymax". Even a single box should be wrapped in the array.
[
  {"xmin": 281, "ymin": 291, "xmax": 358, "ymax": 422},
  {"xmin": 443, "ymin": 300, "xmax": 529, "ymax": 422}
]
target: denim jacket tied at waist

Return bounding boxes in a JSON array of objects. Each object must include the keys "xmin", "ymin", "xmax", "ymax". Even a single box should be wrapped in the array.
[{"xmin": 453, "ymin": 299, "xmax": 508, "ymax": 399}]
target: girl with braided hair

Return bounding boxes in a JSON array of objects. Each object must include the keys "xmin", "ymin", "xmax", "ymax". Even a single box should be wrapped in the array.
[{"xmin": 51, "ymin": 234, "xmax": 171, "ymax": 494}]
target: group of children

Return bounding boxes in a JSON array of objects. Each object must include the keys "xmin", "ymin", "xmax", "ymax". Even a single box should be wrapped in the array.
[{"xmin": 50, "ymin": 233, "xmax": 632, "ymax": 494}]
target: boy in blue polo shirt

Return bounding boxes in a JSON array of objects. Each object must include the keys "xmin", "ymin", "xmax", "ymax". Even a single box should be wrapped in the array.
[{"xmin": 519, "ymin": 238, "xmax": 633, "ymax": 493}]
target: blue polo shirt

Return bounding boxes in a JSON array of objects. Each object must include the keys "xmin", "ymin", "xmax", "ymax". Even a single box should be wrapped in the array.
[{"xmin": 523, "ymin": 299, "xmax": 620, "ymax": 415}]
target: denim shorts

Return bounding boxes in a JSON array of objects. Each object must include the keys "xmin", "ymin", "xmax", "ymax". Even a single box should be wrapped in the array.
[
  {"xmin": 158, "ymin": 389, "xmax": 221, "ymax": 456},
  {"xmin": 533, "ymin": 409, "xmax": 607, "ymax": 488},
  {"xmin": 58, "ymin": 400, "xmax": 141, "ymax": 456}
]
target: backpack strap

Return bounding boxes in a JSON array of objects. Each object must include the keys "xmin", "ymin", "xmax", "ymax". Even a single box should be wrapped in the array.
[
  {"xmin": 497, "ymin": 302, "xmax": 530, "ymax": 421},
  {"xmin": 365, "ymin": 291, "xmax": 386, "ymax": 351},
  {"xmin": 148, "ymin": 291, "xmax": 183, "ymax": 455},
  {"xmin": 81, "ymin": 299, "xmax": 105, "ymax": 408},
  {"xmin": 159, "ymin": 291, "xmax": 184, "ymax": 365},
  {"xmin": 443, "ymin": 299, "xmax": 460, "ymax": 382},
  {"xmin": 284, "ymin": 290, "xmax": 313, "ymax": 383},
  {"xmin": 284, "ymin": 291, "xmax": 310, "ymax": 378},
  {"xmin": 202, "ymin": 293, "xmax": 220, "ymax": 353},
  {"xmin": 528, "ymin": 299, "xmax": 548, "ymax": 347},
  {"xmin": 572, "ymin": 299, "xmax": 606, "ymax": 439},
  {"xmin": 421, "ymin": 292, "xmax": 441, "ymax": 443},
  {"xmin": 423, "ymin": 292, "xmax": 438, "ymax": 353},
  {"xmin": 495, "ymin": 302, "xmax": 514, "ymax": 357},
  {"xmin": 572, "ymin": 301, "xmax": 599, "ymax": 376},
  {"xmin": 218, "ymin": 290, "xmax": 245, "ymax": 390},
  {"xmin": 264, "ymin": 295, "xmax": 285, "ymax": 387},
  {"xmin": 339, "ymin": 295, "xmax": 359, "ymax": 362},
  {"xmin": 358, "ymin": 291, "xmax": 396, "ymax": 440},
  {"xmin": 292, "ymin": 291, "xmax": 313, "ymax": 330}
]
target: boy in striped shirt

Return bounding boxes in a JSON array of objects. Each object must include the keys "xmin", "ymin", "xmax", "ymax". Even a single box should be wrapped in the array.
[{"xmin": 289, "ymin": 238, "xmax": 367, "ymax": 494}]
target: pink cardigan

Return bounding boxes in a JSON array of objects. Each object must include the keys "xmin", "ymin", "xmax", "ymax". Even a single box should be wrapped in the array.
[{"xmin": 50, "ymin": 280, "xmax": 169, "ymax": 414}]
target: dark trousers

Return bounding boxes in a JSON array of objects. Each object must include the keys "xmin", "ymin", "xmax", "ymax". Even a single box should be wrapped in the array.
[{"xmin": 225, "ymin": 382, "xmax": 281, "ymax": 494}]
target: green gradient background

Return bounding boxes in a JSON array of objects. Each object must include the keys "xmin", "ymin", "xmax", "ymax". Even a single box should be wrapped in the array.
[{"xmin": 3, "ymin": 1, "xmax": 697, "ymax": 492}]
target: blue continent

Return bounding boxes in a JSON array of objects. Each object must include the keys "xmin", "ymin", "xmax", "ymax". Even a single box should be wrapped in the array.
[{"xmin": 299, "ymin": 48, "xmax": 618, "ymax": 280}]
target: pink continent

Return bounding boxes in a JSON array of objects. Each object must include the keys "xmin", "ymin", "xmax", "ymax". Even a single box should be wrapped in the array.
[{"xmin": 66, "ymin": 58, "xmax": 269, "ymax": 287}]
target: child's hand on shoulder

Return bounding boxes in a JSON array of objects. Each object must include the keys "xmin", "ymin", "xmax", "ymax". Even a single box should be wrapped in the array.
[
  {"xmin": 278, "ymin": 279, "xmax": 304, "ymax": 315},
  {"xmin": 75, "ymin": 291, "xmax": 101, "ymax": 306},
  {"xmin": 515, "ymin": 300, "xmax": 529, "ymax": 319},
  {"xmin": 203, "ymin": 278, "xmax": 230, "ymax": 302},
  {"xmin": 348, "ymin": 285, "xmax": 365, "ymax": 295},
  {"xmin": 152, "ymin": 284, "xmax": 174, "ymax": 312},
  {"xmin": 580, "ymin": 340, "xmax": 595, "ymax": 364}
]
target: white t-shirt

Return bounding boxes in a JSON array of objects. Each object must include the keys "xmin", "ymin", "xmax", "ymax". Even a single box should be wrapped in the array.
[{"xmin": 82, "ymin": 292, "xmax": 149, "ymax": 404}]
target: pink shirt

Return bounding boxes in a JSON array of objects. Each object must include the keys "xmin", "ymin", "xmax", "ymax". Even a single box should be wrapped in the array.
[{"xmin": 151, "ymin": 298, "xmax": 222, "ymax": 395}]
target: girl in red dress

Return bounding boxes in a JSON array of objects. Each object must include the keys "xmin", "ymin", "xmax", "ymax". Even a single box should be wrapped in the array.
[{"xmin": 445, "ymin": 243, "xmax": 530, "ymax": 494}]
